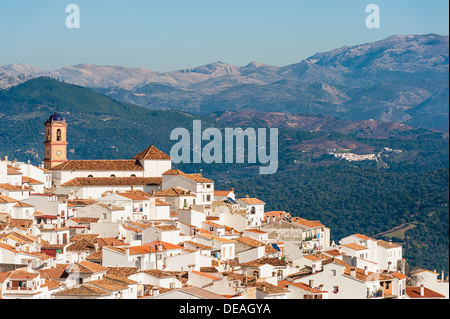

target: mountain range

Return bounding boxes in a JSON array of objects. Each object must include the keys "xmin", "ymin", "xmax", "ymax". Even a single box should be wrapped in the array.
[{"xmin": 1, "ymin": 34, "xmax": 449, "ymax": 132}]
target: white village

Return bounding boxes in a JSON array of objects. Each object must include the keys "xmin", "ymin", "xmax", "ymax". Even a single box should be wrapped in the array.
[{"xmin": 0, "ymin": 113, "xmax": 447, "ymax": 300}]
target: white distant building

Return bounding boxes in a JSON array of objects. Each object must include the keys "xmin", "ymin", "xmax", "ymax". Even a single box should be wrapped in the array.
[
  {"xmin": 161, "ymin": 169, "xmax": 214, "ymax": 214},
  {"xmin": 339, "ymin": 234, "xmax": 403, "ymax": 272}
]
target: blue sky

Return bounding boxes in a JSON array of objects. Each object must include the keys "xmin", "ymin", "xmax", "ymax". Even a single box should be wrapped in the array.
[{"xmin": 0, "ymin": 0, "xmax": 448, "ymax": 71}]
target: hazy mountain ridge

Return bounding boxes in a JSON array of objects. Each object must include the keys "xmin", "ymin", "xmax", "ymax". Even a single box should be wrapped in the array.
[{"xmin": 1, "ymin": 34, "xmax": 448, "ymax": 131}]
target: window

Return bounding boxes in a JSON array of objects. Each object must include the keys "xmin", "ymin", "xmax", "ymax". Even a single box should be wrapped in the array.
[
  {"xmin": 88, "ymin": 175, "xmax": 93, "ymax": 178},
  {"xmin": 333, "ymin": 286, "xmax": 339, "ymax": 294},
  {"xmin": 110, "ymin": 174, "xmax": 116, "ymax": 177},
  {"xmin": 331, "ymin": 269, "xmax": 336, "ymax": 276},
  {"xmin": 56, "ymin": 129, "xmax": 62, "ymax": 141},
  {"xmin": 206, "ymin": 184, "xmax": 211, "ymax": 188},
  {"xmin": 130, "ymin": 174, "xmax": 136, "ymax": 177},
  {"xmin": 206, "ymin": 195, "xmax": 211, "ymax": 202}
]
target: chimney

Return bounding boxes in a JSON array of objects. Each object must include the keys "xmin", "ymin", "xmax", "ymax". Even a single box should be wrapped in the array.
[
  {"xmin": 350, "ymin": 267, "xmax": 356, "ymax": 277},
  {"xmin": 442, "ymin": 271, "xmax": 445, "ymax": 283},
  {"xmin": 230, "ymin": 188, "xmax": 234, "ymax": 192},
  {"xmin": 309, "ymin": 280, "xmax": 314, "ymax": 288},
  {"xmin": 364, "ymin": 266, "xmax": 369, "ymax": 275},
  {"xmin": 389, "ymin": 239, "xmax": 392, "ymax": 245},
  {"xmin": 94, "ymin": 242, "xmax": 99, "ymax": 251},
  {"xmin": 56, "ymin": 215, "xmax": 61, "ymax": 228},
  {"xmin": 420, "ymin": 284, "xmax": 424, "ymax": 297}
]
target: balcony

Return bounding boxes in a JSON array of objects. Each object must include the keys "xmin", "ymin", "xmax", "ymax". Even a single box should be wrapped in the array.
[{"xmin": 4, "ymin": 286, "xmax": 38, "ymax": 294}]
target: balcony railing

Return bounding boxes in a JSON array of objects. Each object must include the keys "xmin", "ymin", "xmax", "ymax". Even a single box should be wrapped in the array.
[{"xmin": 4, "ymin": 286, "xmax": 37, "ymax": 294}]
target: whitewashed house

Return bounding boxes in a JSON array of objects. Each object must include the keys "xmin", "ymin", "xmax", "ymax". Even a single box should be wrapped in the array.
[{"xmin": 162, "ymin": 169, "xmax": 214, "ymax": 214}]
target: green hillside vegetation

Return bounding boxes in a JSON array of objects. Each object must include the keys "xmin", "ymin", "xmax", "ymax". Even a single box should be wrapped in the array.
[
  {"xmin": 0, "ymin": 77, "xmax": 203, "ymax": 162},
  {"xmin": 0, "ymin": 77, "xmax": 448, "ymax": 273},
  {"xmin": 219, "ymin": 166, "xmax": 449, "ymax": 273}
]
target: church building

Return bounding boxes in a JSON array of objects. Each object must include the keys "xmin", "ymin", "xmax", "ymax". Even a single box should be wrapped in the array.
[{"xmin": 44, "ymin": 113, "xmax": 172, "ymax": 195}]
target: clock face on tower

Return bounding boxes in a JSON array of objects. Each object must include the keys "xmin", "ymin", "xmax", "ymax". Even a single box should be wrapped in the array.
[{"xmin": 56, "ymin": 150, "xmax": 62, "ymax": 156}]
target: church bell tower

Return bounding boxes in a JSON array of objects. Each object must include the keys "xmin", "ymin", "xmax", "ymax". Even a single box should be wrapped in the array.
[{"xmin": 43, "ymin": 112, "xmax": 68, "ymax": 169}]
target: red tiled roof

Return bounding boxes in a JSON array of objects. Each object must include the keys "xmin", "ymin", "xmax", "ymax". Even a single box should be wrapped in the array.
[
  {"xmin": 132, "ymin": 145, "xmax": 171, "ymax": 160},
  {"xmin": 162, "ymin": 169, "xmax": 185, "ymax": 175},
  {"xmin": 291, "ymin": 217, "xmax": 323, "ymax": 228},
  {"xmin": 406, "ymin": 286, "xmax": 446, "ymax": 298},
  {"xmin": 155, "ymin": 188, "xmax": 195, "ymax": 197},
  {"xmin": 191, "ymin": 270, "xmax": 220, "ymax": 280},
  {"xmin": 51, "ymin": 159, "xmax": 144, "ymax": 171},
  {"xmin": 239, "ymin": 197, "xmax": 265, "ymax": 205},
  {"xmin": 342, "ymin": 243, "xmax": 368, "ymax": 251},
  {"xmin": 0, "ymin": 195, "xmax": 18, "ymax": 203},
  {"xmin": 61, "ymin": 177, "xmax": 162, "ymax": 187},
  {"xmin": 353, "ymin": 234, "xmax": 374, "ymax": 240}
]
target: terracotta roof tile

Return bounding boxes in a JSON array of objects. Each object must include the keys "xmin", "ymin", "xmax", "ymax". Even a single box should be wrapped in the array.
[
  {"xmin": 235, "ymin": 237, "xmax": 265, "ymax": 248},
  {"xmin": 241, "ymin": 257, "xmax": 287, "ymax": 268},
  {"xmin": 0, "ymin": 183, "xmax": 33, "ymax": 191},
  {"xmin": 61, "ymin": 177, "xmax": 162, "ymax": 187},
  {"xmin": 291, "ymin": 217, "xmax": 323, "ymax": 228},
  {"xmin": 191, "ymin": 270, "xmax": 220, "ymax": 280},
  {"xmin": 51, "ymin": 160, "xmax": 144, "ymax": 171},
  {"xmin": 132, "ymin": 145, "xmax": 171, "ymax": 160},
  {"xmin": 106, "ymin": 267, "xmax": 140, "ymax": 278},
  {"xmin": 89, "ymin": 278, "xmax": 129, "ymax": 291},
  {"xmin": 22, "ymin": 176, "xmax": 44, "ymax": 185},
  {"xmin": 353, "ymin": 233, "xmax": 374, "ymax": 240},
  {"xmin": 239, "ymin": 197, "xmax": 265, "ymax": 205},
  {"xmin": 406, "ymin": 286, "xmax": 446, "ymax": 298},
  {"xmin": 162, "ymin": 169, "xmax": 185, "ymax": 175},
  {"xmin": 52, "ymin": 284, "xmax": 111, "ymax": 296},
  {"xmin": 377, "ymin": 239, "xmax": 402, "ymax": 249},
  {"xmin": 155, "ymin": 188, "xmax": 195, "ymax": 197},
  {"xmin": 256, "ymin": 282, "xmax": 288, "ymax": 294},
  {"xmin": 342, "ymin": 243, "xmax": 369, "ymax": 251},
  {"xmin": 0, "ymin": 195, "xmax": 18, "ymax": 203},
  {"xmin": 70, "ymin": 233, "xmax": 100, "ymax": 243}
]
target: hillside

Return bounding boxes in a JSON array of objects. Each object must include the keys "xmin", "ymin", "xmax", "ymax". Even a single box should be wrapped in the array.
[
  {"xmin": 0, "ymin": 77, "xmax": 448, "ymax": 273},
  {"xmin": 0, "ymin": 77, "xmax": 202, "ymax": 163}
]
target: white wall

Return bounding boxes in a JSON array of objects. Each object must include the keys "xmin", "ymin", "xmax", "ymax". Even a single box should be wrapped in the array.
[{"xmin": 164, "ymin": 250, "xmax": 214, "ymax": 272}]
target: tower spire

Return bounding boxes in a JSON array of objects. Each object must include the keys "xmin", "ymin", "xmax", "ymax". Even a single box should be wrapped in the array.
[{"xmin": 43, "ymin": 112, "xmax": 69, "ymax": 169}]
